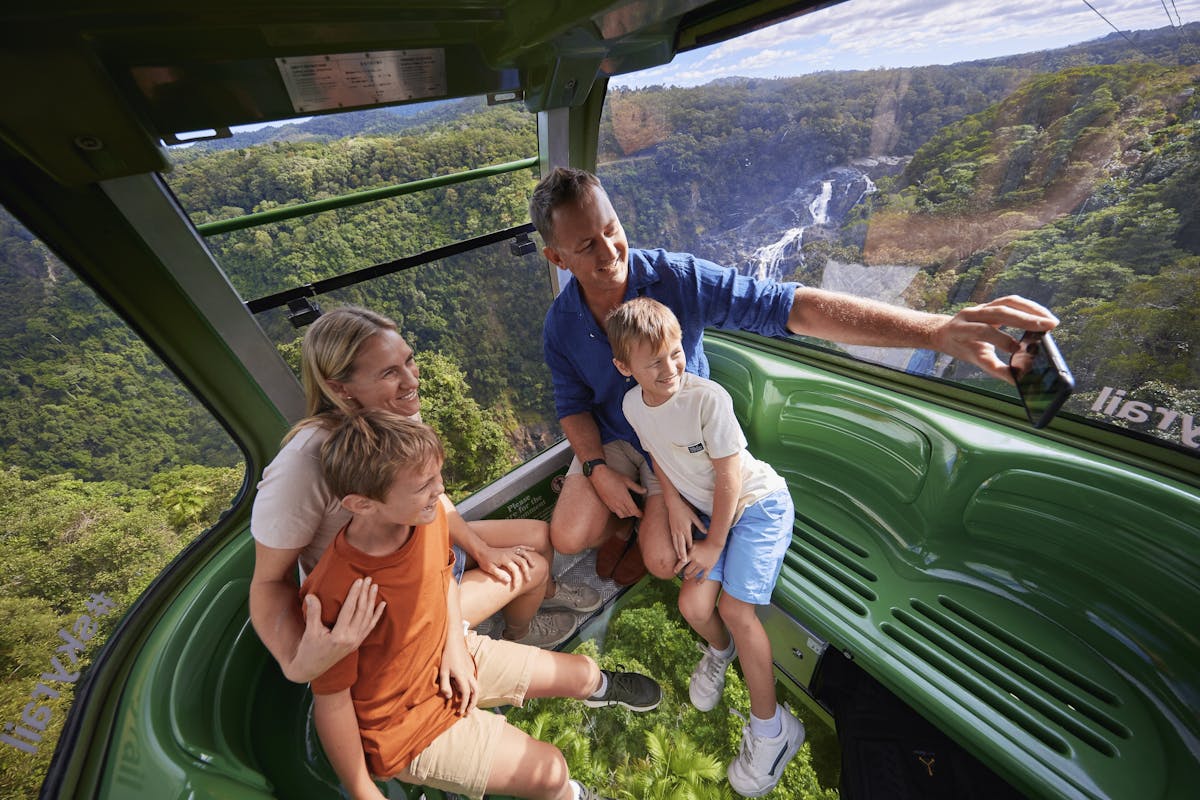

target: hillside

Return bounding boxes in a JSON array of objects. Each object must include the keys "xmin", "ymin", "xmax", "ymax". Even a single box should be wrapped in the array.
[
  {"xmin": 2, "ymin": 20, "xmax": 1199, "ymax": 797},
  {"xmin": 862, "ymin": 61, "xmax": 1200, "ymax": 399},
  {"xmin": 3, "ymin": 22, "xmax": 1197, "ymax": 491}
]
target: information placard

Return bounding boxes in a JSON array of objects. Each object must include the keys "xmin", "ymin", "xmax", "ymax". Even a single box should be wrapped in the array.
[{"xmin": 276, "ymin": 49, "xmax": 447, "ymax": 113}]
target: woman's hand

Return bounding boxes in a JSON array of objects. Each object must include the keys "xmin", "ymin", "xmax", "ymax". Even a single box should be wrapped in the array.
[
  {"xmin": 473, "ymin": 544, "xmax": 535, "ymax": 588},
  {"xmin": 438, "ymin": 634, "xmax": 479, "ymax": 716},
  {"xmin": 291, "ymin": 578, "xmax": 385, "ymax": 683}
]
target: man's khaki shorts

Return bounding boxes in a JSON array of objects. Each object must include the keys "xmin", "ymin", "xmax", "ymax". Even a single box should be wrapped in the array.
[
  {"xmin": 565, "ymin": 438, "xmax": 662, "ymax": 495},
  {"xmin": 394, "ymin": 632, "xmax": 536, "ymax": 799}
]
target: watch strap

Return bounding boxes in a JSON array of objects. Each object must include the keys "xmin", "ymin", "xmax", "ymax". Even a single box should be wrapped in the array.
[{"xmin": 582, "ymin": 457, "xmax": 607, "ymax": 477}]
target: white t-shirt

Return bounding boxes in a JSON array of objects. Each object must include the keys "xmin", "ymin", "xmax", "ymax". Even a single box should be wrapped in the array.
[
  {"xmin": 250, "ymin": 423, "xmax": 350, "ymax": 578},
  {"xmin": 622, "ymin": 372, "xmax": 786, "ymax": 517}
]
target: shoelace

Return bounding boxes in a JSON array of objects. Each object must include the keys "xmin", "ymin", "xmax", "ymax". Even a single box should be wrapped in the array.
[
  {"xmin": 555, "ymin": 583, "xmax": 590, "ymax": 605},
  {"xmin": 603, "ymin": 670, "xmax": 641, "ymax": 699},
  {"xmin": 697, "ymin": 642, "xmax": 732, "ymax": 681},
  {"xmin": 729, "ymin": 706, "xmax": 793, "ymax": 768},
  {"xmin": 728, "ymin": 708, "xmax": 754, "ymax": 760},
  {"xmin": 523, "ymin": 612, "xmax": 571, "ymax": 641}
]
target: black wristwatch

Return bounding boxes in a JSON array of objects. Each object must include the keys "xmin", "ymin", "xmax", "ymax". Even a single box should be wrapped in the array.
[{"xmin": 582, "ymin": 458, "xmax": 607, "ymax": 477}]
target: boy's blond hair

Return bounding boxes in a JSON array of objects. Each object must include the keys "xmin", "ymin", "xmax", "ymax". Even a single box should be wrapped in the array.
[
  {"xmin": 605, "ymin": 297, "xmax": 682, "ymax": 365},
  {"xmin": 321, "ymin": 410, "xmax": 443, "ymax": 501}
]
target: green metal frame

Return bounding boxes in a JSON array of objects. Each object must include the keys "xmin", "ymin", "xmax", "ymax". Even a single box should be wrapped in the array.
[
  {"xmin": 196, "ymin": 157, "xmax": 539, "ymax": 236},
  {"xmin": 0, "ymin": 2, "xmax": 1195, "ymax": 799}
]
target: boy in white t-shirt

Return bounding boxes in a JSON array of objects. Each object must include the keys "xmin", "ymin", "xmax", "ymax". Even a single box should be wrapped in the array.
[{"xmin": 605, "ymin": 297, "xmax": 804, "ymax": 797}]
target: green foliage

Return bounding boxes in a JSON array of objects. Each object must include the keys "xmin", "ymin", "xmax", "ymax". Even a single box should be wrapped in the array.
[
  {"xmin": 164, "ymin": 104, "xmax": 557, "ymax": 470},
  {"xmin": 507, "ymin": 584, "xmax": 838, "ymax": 799},
  {"xmin": 415, "ymin": 351, "xmax": 519, "ymax": 500},
  {"xmin": 149, "ymin": 464, "xmax": 246, "ymax": 531},
  {"xmin": 599, "ymin": 64, "xmax": 1031, "ymax": 251},
  {"xmin": 618, "ymin": 725, "xmax": 730, "ymax": 800},
  {"xmin": 0, "ymin": 464, "xmax": 241, "ymax": 799},
  {"xmin": 859, "ymin": 61, "xmax": 1199, "ymax": 420},
  {"xmin": 0, "ymin": 214, "xmax": 241, "ymax": 487},
  {"xmin": 1066, "ymin": 262, "xmax": 1200, "ymax": 390},
  {"xmin": 0, "ymin": 595, "xmax": 72, "ymax": 800}
]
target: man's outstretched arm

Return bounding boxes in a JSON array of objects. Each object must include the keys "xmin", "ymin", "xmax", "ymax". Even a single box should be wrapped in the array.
[{"xmin": 786, "ymin": 288, "xmax": 1058, "ymax": 383}]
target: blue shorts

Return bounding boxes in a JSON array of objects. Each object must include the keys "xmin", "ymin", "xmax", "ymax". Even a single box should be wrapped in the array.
[
  {"xmin": 452, "ymin": 544, "xmax": 467, "ymax": 583},
  {"xmin": 691, "ymin": 488, "xmax": 794, "ymax": 605}
]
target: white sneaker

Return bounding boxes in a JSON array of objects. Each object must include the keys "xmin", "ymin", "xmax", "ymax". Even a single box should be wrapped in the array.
[
  {"xmin": 689, "ymin": 641, "xmax": 737, "ymax": 711},
  {"xmin": 727, "ymin": 705, "xmax": 805, "ymax": 797},
  {"xmin": 507, "ymin": 610, "xmax": 577, "ymax": 649},
  {"xmin": 540, "ymin": 580, "xmax": 603, "ymax": 613}
]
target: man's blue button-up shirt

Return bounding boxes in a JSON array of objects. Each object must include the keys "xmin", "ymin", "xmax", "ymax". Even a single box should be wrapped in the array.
[{"xmin": 542, "ymin": 247, "xmax": 798, "ymax": 451}]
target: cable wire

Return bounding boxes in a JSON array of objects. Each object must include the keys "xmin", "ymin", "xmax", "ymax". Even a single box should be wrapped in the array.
[{"xmin": 1079, "ymin": 0, "xmax": 1148, "ymax": 56}]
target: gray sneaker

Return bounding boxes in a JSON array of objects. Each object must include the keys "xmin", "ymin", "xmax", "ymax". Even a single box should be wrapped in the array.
[
  {"xmin": 507, "ymin": 610, "xmax": 577, "ymax": 649},
  {"xmin": 583, "ymin": 669, "xmax": 662, "ymax": 711},
  {"xmin": 727, "ymin": 705, "xmax": 805, "ymax": 797},
  {"xmin": 541, "ymin": 580, "xmax": 603, "ymax": 613},
  {"xmin": 690, "ymin": 641, "xmax": 737, "ymax": 711}
]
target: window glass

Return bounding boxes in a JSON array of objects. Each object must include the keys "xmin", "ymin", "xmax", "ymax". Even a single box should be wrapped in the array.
[
  {"xmin": 507, "ymin": 577, "xmax": 841, "ymax": 797},
  {"xmin": 597, "ymin": 0, "xmax": 1199, "ymax": 453},
  {"xmin": 0, "ymin": 205, "xmax": 244, "ymax": 797},
  {"xmin": 162, "ymin": 96, "xmax": 556, "ymax": 494},
  {"xmin": 164, "ymin": 99, "xmax": 539, "ymax": 299},
  {"xmin": 253, "ymin": 236, "xmax": 558, "ymax": 499}
]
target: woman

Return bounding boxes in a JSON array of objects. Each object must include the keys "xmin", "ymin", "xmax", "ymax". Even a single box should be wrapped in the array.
[{"xmin": 249, "ymin": 306, "xmax": 599, "ymax": 684}]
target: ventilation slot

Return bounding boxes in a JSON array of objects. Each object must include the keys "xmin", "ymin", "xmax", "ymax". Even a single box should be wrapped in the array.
[
  {"xmin": 782, "ymin": 514, "xmax": 877, "ymax": 616},
  {"xmin": 882, "ymin": 618, "xmax": 1072, "ymax": 755},
  {"xmin": 885, "ymin": 600, "xmax": 1129, "ymax": 758}
]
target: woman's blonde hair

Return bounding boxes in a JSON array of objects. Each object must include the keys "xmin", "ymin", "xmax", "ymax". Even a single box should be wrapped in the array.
[
  {"xmin": 284, "ymin": 306, "xmax": 400, "ymax": 442},
  {"xmin": 299, "ymin": 305, "xmax": 399, "ymax": 417}
]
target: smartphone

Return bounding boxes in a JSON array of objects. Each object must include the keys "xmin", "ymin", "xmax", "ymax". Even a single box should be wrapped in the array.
[{"xmin": 1009, "ymin": 330, "xmax": 1075, "ymax": 428}]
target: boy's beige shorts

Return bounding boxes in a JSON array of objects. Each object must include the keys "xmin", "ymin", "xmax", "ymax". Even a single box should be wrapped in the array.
[{"xmin": 394, "ymin": 631, "xmax": 536, "ymax": 799}]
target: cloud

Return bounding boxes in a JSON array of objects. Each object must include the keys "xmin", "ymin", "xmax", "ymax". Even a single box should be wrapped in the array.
[{"xmin": 612, "ymin": 0, "xmax": 1199, "ymax": 87}]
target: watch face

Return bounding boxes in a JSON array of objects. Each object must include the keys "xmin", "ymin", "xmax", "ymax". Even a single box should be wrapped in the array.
[{"xmin": 583, "ymin": 459, "xmax": 604, "ymax": 477}]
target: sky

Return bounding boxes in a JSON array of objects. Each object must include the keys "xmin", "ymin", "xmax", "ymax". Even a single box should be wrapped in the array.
[
  {"xmin": 610, "ymin": 0, "xmax": 1200, "ymax": 88},
  {"xmin": 226, "ymin": 0, "xmax": 1198, "ymax": 134}
]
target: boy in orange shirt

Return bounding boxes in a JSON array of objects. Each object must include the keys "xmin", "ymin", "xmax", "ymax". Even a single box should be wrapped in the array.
[{"xmin": 304, "ymin": 410, "xmax": 661, "ymax": 800}]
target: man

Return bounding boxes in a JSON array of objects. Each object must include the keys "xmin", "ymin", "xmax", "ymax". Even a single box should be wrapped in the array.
[{"xmin": 534, "ymin": 167, "xmax": 1057, "ymax": 582}]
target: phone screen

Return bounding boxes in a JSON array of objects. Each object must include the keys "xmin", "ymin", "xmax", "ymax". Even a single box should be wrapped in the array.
[{"xmin": 1009, "ymin": 330, "xmax": 1075, "ymax": 428}]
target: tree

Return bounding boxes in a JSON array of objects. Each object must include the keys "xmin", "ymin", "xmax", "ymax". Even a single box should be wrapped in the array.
[{"xmin": 415, "ymin": 351, "xmax": 519, "ymax": 498}]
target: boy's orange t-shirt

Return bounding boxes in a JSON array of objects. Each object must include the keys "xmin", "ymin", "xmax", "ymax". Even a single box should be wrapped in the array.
[{"xmin": 301, "ymin": 503, "xmax": 464, "ymax": 777}]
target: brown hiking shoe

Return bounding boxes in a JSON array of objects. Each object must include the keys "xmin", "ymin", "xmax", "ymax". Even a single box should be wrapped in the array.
[
  {"xmin": 596, "ymin": 529, "xmax": 646, "ymax": 585},
  {"xmin": 611, "ymin": 534, "xmax": 647, "ymax": 585},
  {"xmin": 595, "ymin": 529, "xmax": 631, "ymax": 579}
]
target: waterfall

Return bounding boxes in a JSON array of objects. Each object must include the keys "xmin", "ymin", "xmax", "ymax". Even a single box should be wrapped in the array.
[
  {"xmin": 742, "ymin": 170, "xmax": 880, "ymax": 282},
  {"xmin": 808, "ymin": 180, "xmax": 833, "ymax": 225},
  {"xmin": 752, "ymin": 227, "xmax": 805, "ymax": 281},
  {"xmin": 751, "ymin": 181, "xmax": 833, "ymax": 279},
  {"xmin": 856, "ymin": 174, "xmax": 877, "ymax": 206}
]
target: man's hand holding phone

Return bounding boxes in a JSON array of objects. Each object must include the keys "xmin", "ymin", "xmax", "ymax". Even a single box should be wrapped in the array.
[{"xmin": 1010, "ymin": 330, "xmax": 1075, "ymax": 428}]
